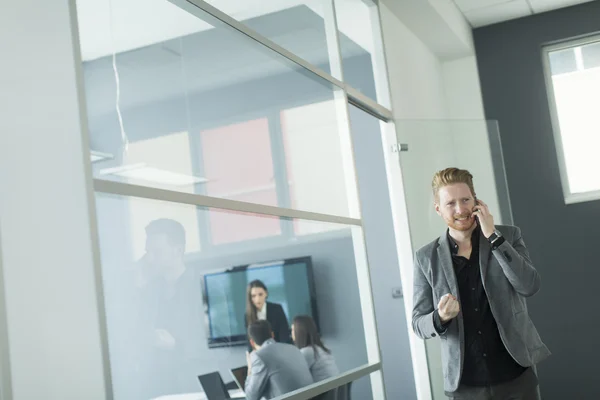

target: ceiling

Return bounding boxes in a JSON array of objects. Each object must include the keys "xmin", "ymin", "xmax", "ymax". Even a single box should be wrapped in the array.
[{"xmin": 452, "ymin": 0, "xmax": 597, "ymax": 27}]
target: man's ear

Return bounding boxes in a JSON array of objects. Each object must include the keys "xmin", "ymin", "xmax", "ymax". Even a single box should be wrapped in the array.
[
  {"xmin": 271, "ymin": 332, "xmax": 275, "ymax": 339},
  {"xmin": 249, "ymin": 338, "xmax": 257, "ymax": 350},
  {"xmin": 434, "ymin": 202, "xmax": 441, "ymax": 216}
]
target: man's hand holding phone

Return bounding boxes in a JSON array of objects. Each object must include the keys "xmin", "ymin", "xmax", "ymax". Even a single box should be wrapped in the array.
[
  {"xmin": 438, "ymin": 293, "xmax": 460, "ymax": 323},
  {"xmin": 472, "ymin": 198, "xmax": 495, "ymax": 238}
]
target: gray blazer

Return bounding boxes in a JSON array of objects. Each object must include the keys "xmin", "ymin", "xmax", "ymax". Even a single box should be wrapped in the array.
[
  {"xmin": 412, "ymin": 225, "xmax": 551, "ymax": 393},
  {"xmin": 245, "ymin": 339, "xmax": 314, "ymax": 400},
  {"xmin": 300, "ymin": 346, "xmax": 340, "ymax": 383}
]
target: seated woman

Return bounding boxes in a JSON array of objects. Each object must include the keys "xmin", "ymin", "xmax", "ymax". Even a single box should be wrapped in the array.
[{"xmin": 291, "ymin": 315, "xmax": 340, "ymax": 382}]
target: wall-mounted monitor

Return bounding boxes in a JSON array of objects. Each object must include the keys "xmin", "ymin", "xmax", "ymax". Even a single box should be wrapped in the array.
[{"xmin": 202, "ymin": 256, "xmax": 318, "ymax": 348}]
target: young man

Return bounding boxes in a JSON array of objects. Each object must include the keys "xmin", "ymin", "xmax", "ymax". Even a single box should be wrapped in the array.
[
  {"xmin": 412, "ymin": 168, "xmax": 550, "ymax": 400},
  {"xmin": 245, "ymin": 320, "xmax": 313, "ymax": 400},
  {"xmin": 130, "ymin": 219, "xmax": 202, "ymax": 398}
]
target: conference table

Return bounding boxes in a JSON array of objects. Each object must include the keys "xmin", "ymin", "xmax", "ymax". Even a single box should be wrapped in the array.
[{"xmin": 152, "ymin": 389, "xmax": 245, "ymax": 400}]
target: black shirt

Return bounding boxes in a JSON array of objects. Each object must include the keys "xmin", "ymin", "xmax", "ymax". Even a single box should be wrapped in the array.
[{"xmin": 436, "ymin": 227, "xmax": 526, "ymax": 386}]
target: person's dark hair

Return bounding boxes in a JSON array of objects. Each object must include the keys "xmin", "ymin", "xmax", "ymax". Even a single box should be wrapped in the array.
[
  {"xmin": 145, "ymin": 218, "xmax": 186, "ymax": 250},
  {"xmin": 293, "ymin": 315, "xmax": 329, "ymax": 357},
  {"xmin": 246, "ymin": 280, "xmax": 268, "ymax": 325},
  {"xmin": 248, "ymin": 320, "xmax": 273, "ymax": 347}
]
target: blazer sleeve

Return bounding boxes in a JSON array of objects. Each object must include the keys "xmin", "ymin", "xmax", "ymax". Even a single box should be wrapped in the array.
[
  {"xmin": 244, "ymin": 353, "xmax": 269, "ymax": 400},
  {"xmin": 300, "ymin": 346, "xmax": 316, "ymax": 369},
  {"xmin": 412, "ymin": 254, "xmax": 446, "ymax": 339},
  {"xmin": 493, "ymin": 226, "xmax": 541, "ymax": 297}
]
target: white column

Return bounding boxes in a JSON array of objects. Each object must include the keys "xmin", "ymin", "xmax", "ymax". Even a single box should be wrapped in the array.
[{"xmin": 0, "ymin": 1, "xmax": 109, "ymax": 399}]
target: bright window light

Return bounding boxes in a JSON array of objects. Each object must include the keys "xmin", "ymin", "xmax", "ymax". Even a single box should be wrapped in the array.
[
  {"xmin": 100, "ymin": 163, "xmax": 207, "ymax": 186},
  {"xmin": 544, "ymin": 36, "xmax": 600, "ymax": 204}
]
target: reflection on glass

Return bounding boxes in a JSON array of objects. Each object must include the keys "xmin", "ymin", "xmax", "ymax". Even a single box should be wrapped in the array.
[
  {"xmin": 77, "ymin": 0, "xmax": 358, "ymax": 218},
  {"xmin": 95, "ymin": 193, "xmax": 371, "ymax": 400},
  {"xmin": 548, "ymin": 39, "xmax": 600, "ymax": 194},
  {"xmin": 335, "ymin": 0, "xmax": 389, "ymax": 107},
  {"xmin": 202, "ymin": 0, "xmax": 335, "ymax": 77}
]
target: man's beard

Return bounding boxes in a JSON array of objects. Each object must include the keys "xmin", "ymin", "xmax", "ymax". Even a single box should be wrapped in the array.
[{"xmin": 448, "ymin": 213, "xmax": 476, "ymax": 231}]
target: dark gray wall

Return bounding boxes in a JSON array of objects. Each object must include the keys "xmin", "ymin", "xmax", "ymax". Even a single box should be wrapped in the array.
[{"xmin": 473, "ymin": 3, "xmax": 600, "ymax": 399}]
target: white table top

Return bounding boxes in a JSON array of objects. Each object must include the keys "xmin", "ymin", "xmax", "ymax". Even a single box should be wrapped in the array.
[{"xmin": 152, "ymin": 389, "xmax": 245, "ymax": 400}]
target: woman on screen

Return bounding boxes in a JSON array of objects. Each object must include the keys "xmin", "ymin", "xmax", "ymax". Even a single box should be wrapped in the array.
[
  {"xmin": 292, "ymin": 315, "xmax": 339, "ymax": 383},
  {"xmin": 245, "ymin": 280, "xmax": 291, "ymax": 345}
]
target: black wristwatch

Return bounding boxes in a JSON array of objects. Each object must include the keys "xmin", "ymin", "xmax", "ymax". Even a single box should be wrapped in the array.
[{"xmin": 488, "ymin": 229, "xmax": 505, "ymax": 250}]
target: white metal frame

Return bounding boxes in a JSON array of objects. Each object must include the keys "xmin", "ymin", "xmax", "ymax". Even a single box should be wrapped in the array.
[
  {"xmin": 277, "ymin": 362, "xmax": 382, "ymax": 400},
  {"xmin": 0, "ymin": 228, "xmax": 13, "ymax": 400},
  {"xmin": 94, "ymin": 180, "xmax": 362, "ymax": 227},
  {"xmin": 87, "ymin": 0, "xmax": 397, "ymax": 399},
  {"xmin": 542, "ymin": 34, "xmax": 600, "ymax": 205}
]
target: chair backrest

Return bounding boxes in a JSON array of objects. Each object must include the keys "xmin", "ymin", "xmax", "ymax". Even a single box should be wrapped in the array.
[
  {"xmin": 312, "ymin": 380, "xmax": 352, "ymax": 400},
  {"xmin": 336, "ymin": 381, "xmax": 352, "ymax": 400}
]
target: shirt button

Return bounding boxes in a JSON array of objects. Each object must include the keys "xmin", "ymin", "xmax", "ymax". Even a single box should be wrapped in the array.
[
  {"xmin": 432, "ymin": 333, "xmax": 436, "ymax": 337},
  {"xmin": 472, "ymin": 287, "xmax": 475, "ymax": 291},
  {"xmin": 478, "ymin": 331, "xmax": 482, "ymax": 335},
  {"xmin": 475, "ymin": 308, "xmax": 479, "ymax": 311},
  {"xmin": 483, "ymin": 353, "xmax": 487, "ymax": 357}
]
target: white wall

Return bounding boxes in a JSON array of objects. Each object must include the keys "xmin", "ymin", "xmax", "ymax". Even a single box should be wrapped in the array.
[
  {"xmin": 0, "ymin": 1, "xmax": 109, "ymax": 399},
  {"xmin": 382, "ymin": 10, "xmax": 447, "ymax": 120},
  {"xmin": 441, "ymin": 56, "xmax": 485, "ymax": 119}
]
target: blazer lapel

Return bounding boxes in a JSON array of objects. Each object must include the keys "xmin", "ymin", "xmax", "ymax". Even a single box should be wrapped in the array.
[
  {"xmin": 437, "ymin": 233, "xmax": 460, "ymax": 300},
  {"xmin": 478, "ymin": 229, "xmax": 491, "ymax": 282}
]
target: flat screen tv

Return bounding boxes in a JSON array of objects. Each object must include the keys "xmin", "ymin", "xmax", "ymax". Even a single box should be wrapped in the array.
[{"xmin": 202, "ymin": 256, "xmax": 318, "ymax": 348}]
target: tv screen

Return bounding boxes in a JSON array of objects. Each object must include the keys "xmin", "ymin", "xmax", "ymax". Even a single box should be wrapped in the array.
[{"xmin": 202, "ymin": 256, "xmax": 318, "ymax": 347}]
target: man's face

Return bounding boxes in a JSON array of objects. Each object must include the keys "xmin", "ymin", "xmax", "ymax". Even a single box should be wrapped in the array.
[
  {"xmin": 435, "ymin": 183, "xmax": 476, "ymax": 232},
  {"xmin": 145, "ymin": 233, "xmax": 182, "ymax": 271}
]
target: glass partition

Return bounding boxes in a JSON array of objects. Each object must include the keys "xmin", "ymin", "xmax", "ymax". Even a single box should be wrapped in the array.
[
  {"xmin": 393, "ymin": 119, "xmax": 512, "ymax": 400},
  {"xmin": 74, "ymin": 0, "xmax": 391, "ymax": 398},
  {"xmin": 198, "ymin": 0, "xmax": 337, "ymax": 78},
  {"xmin": 394, "ymin": 120, "xmax": 511, "ymax": 249},
  {"xmin": 77, "ymin": 0, "xmax": 359, "ymax": 219},
  {"xmin": 334, "ymin": 0, "xmax": 390, "ymax": 107},
  {"xmin": 95, "ymin": 193, "xmax": 378, "ymax": 400}
]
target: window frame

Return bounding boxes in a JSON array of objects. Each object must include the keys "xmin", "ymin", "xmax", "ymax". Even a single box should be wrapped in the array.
[{"xmin": 542, "ymin": 34, "xmax": 600, "ymax": 204}]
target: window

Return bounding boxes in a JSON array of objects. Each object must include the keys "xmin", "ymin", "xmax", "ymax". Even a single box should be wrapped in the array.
[{"xmin": 544, "ymin": 35, "xmax": 600, "ymax": 203}]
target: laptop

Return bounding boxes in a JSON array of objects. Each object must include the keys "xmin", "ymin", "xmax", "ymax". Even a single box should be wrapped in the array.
[
  {"xmin": 198, "ymin": 372, "xmax": 231, "ymax": 400},
  {"xmin": 198, "ymin": 371, "xmax": 246, "ymax": 400},
  {"xmin": 229, "ymin": 366, "xmax": 248, "ymax": 391}
]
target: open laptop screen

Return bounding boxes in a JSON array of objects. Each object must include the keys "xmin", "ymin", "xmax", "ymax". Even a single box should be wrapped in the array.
[
  {"xmin": 230, "ymin": 366, "xmax": 248, "ymax": 391},
  {"xmin": 198, "ymin": 372, "xmax": 230, "ymax": 400}
]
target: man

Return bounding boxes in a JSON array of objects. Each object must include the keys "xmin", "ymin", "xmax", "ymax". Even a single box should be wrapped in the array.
[
  {"xmin": 132, "ymin": 218, "xmax": 202, "ymax": 398},
  {"xmin": 412, "ymin": 168, "xmax": 550, "ymax": 400},
  {"xmin": 245, "ymin": 320, "xmax": 313, "ymax": 400}
]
